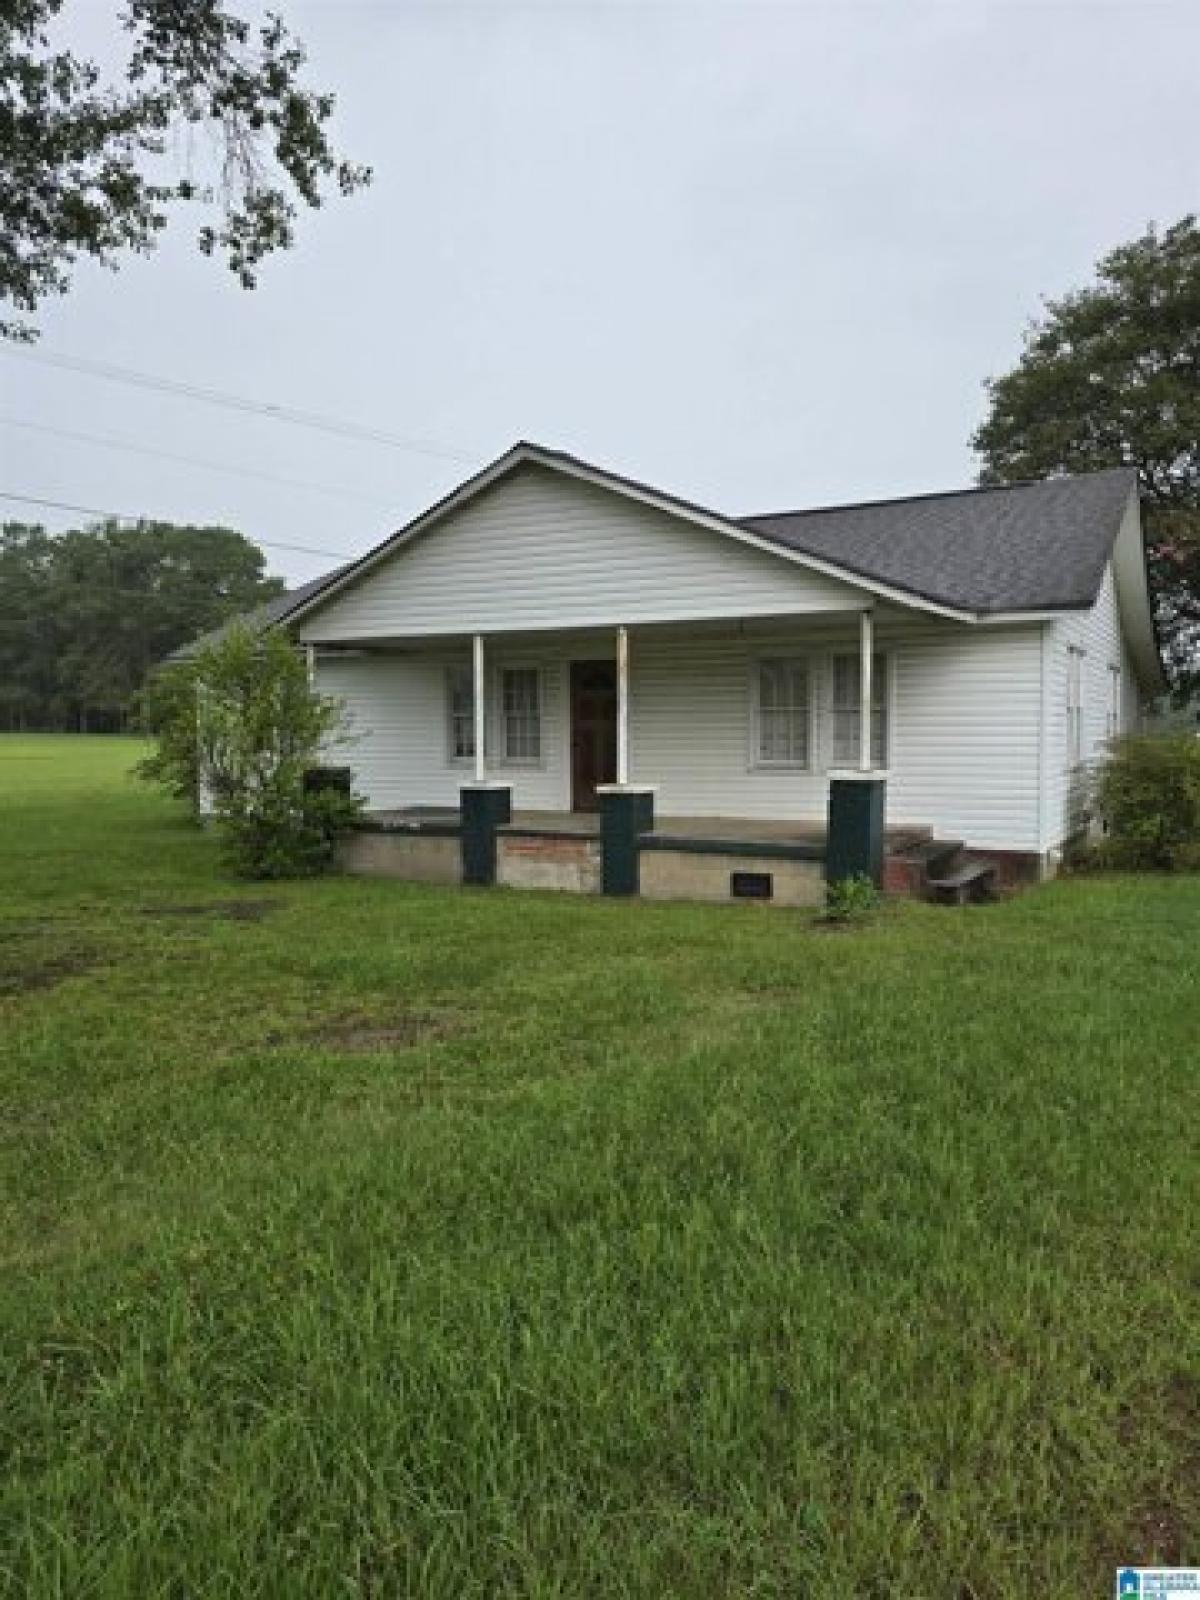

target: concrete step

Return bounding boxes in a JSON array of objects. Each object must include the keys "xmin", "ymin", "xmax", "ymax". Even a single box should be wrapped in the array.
[
  {"xmin": 926, "ymin": 855, "xmax": 999, "ymax": 905},
  {"xmin": 884, "ymin": 836, "xmax": 963, "ymax": 896}
]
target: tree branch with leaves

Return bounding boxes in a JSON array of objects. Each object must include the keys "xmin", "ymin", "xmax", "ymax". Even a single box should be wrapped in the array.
[{"xmin": 0, "ymin": 0, "xmax": 370, "ymax": 339}]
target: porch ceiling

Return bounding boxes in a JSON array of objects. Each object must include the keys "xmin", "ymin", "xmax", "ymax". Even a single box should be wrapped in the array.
[{"xmin": 310, "ymin": 605, "xmax": 929, "ymax": 655}]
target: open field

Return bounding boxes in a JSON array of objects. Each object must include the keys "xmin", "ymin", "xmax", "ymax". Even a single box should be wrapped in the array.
[{"xmin": 1, "ymin": 734, "xmax": 1197, "ymax": 1597}]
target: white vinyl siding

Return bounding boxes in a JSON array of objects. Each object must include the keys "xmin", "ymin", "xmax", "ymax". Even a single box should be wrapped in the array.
[
  {"xmin": 1041, "ymin": 561, "xmax": 1136, "ymax": 851},
  {"xmin": 830, "ymin": 652, "xmax": 888, "ymax": 767},
  {"xmin": 881, "ymin": 627, "xmax": 1042, "ymax": 849},
  {"xmin": 754, "ymin": 659, "xmax": 811, "ymax": 767},
  {"xmin": 296, "ymin": 464, "xmax": 865, "ymax": 642}
]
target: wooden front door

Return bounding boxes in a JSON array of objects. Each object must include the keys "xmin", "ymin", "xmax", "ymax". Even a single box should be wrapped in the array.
[{"xmin": 570, "ymin": 660, "xmax": 617, "ymax": 811}]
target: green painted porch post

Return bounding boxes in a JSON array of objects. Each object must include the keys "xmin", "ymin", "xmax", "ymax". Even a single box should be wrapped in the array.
[
  {"xmin": 460, "ymin": 784, "xmax": 512, "ymax": 886},
  {"xmin": 598, "ymin": 786, "xmax": 656, "ymax": 896},
  {"xmin": 825, "ymin": 776, "xmax": 886, "ymax": 888}
]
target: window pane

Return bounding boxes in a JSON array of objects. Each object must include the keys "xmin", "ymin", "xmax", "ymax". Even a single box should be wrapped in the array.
[
  {"xmin": 832, "ymin": 652, "xmax": 887, "ymax": 766},
  {"xmin": 448, "ymin": 666, "xmax": 474, "ymax": 760},
  {"xmin": 757, "ymin": 660, "xmax": 809, "ymax": 765},
  {"xmin": 503, "ymin": 669, "xmax": 541, "ymax": 761},
  {"xmin": 832, "ymin": 654, "xmax": 858, "ymax": 709}
]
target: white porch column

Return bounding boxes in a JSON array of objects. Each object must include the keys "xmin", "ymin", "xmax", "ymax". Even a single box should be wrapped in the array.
[
  {"xmin": 304, "ymin": 643, "xmax": 316, "ymax": 689},
  {"xmin": 472, "ymin": 632, "xmax": 486, "ymax": 785},
  {"xmin": 616, "ymin": 624, "xmax": 630, "ymax": 786},
  {"xmin": 859, "ymin": 608, "xmax": 874, "ymax": 772}
]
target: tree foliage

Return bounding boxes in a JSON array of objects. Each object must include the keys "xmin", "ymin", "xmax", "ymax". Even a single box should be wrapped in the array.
[
  {"xmin": 1, "ymin": 0, "xmax": 370, "ymax": 338},
  {"xmin": 0, "ymin": 517, "xmax": 282, "ymax": 729},
  {"xmin": 972, "ymin": 216, "xmax": 1200, "ymax": 696},
  {"xmin": 139, "ymin": 622, "xmax": 360, "ymax": 878}
]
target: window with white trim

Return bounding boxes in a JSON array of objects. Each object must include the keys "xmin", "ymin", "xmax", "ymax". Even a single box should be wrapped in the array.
[
  {"xmin": 501, "ymin": 667, "xmax": 542, "ymax": 762},
  {"xmin": 1066, "ymin": 645, "xmax": 1084, "ymax": 766},
  {"xmin": 446, "ymin": 664, "xmax": 475, "ymax": 762},
  {"xmin": 1107, "ymin": 663, "xmax": 1122, "ymax": 741},
  {"xmin": 755, "ymin": 659, "xmax": 811, "ymax": 767},
  {"xmin": 831, "ymin": 652, "xmax": 888, "ymax": 767}
]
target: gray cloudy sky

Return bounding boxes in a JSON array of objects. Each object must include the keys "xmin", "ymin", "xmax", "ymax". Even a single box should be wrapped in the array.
[{"xmin": 3, "ymin": 0, "xmax": 1198, "ymax": 586}]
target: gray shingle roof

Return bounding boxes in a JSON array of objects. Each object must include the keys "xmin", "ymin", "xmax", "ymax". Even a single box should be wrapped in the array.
[{"xmin": 741, "ymin": 467, "xmax": 1136, "ymax": 614}]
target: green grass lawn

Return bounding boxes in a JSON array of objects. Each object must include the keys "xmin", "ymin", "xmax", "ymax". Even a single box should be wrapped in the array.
[{"xmin": 1, "ymin": 734, "xmax": 1197, "ymax": 1598}]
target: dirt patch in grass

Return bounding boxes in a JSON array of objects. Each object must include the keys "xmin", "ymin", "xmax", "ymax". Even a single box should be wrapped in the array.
[
  {"xmin": 0, "ymin": 947, "xmax": 97, "ymax": 996},
  {"xmin": 141, "ymin": 899, "xmax": 283, "ymax": 924},
  {"xmin": 1110, "ymin": 1373, "xmax": 1199, "ymax": 1565},
  {"xmin": 304, "ymin": 1011, "xmax": 463, "ymax": 1053}
]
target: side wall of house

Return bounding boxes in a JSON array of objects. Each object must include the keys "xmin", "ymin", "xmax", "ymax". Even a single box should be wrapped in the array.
[
  {"xmin": 1039, "ymin": 561, "xmax": 1142, "ymax": 854},
  {"xmin": 318, "ymin": 619, "xmax": 1046, "ymax": 851}
]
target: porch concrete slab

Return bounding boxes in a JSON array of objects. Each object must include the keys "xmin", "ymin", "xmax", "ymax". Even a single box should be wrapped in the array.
[
  {"xmin": 365, "ymin": 806, "xmax": 929, "ymax": 851},
  {"xmin": 366, "ymin": 807, "xmax": 460, "ymax": 832}
]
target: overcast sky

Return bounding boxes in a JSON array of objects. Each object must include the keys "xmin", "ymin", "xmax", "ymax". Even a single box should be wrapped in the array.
[{"xmin": 3, "ymin": 0, "xmax": 1198, "ymax": 586}]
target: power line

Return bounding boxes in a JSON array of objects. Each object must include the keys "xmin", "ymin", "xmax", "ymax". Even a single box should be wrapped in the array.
[
  {"xmin": 3, "ymin": 347, "xmax": 476, "ymax": 463},
  {"xmin": 0, "ymin": 415, "xmax": 399, "ymax": 506},
  {"xmin": 0, "ymin": 490, "xmax": 345, "ymax": 559}
]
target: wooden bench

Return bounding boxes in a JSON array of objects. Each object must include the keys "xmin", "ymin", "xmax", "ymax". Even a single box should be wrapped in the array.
[{"xmin": 926, "ymin": 859, "xmax": 997, "ymax": 905}]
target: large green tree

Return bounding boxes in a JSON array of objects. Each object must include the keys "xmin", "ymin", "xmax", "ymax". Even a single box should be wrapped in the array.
[
  {"xmin": 972, "ymin": 216, "xmax": 1200, "ymax": 696},
  {"xmin": 0, "ymin": 518, "xmax": 282, "ymax": 729},
  {"xmin": 1, "ymin": 0, "xmax": 369, "ymax": 339}
]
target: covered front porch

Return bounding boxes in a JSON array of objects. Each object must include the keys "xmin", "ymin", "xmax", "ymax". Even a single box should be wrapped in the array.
[{"xmin": 313, "ymin": 608, "xmax": 928, "ymax": 903}]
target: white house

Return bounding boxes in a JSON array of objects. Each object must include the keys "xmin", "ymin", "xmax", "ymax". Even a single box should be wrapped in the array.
[{"xmin": 207, "ymin": 442, "xmax": 1163, "ymax": 902}]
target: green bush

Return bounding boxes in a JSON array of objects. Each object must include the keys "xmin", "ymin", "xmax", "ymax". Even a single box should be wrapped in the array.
[
  {"xmin": 1093, "ymin": 734, "xmax": 1200, "ymax": 870},
  {"xmin": 135, "ymin": 660, "xmax": 204, "ymax": 804},
  {"xmin": 823, "ymin": 872, "xmax": 881, "ymax": 923},
  {"xmin": 138, "ymin": 623, "xmax": 362, "ymax": 878},
  {"xmin": 220, "ymin": 780, "xmax": 362, "ymax": 880}
]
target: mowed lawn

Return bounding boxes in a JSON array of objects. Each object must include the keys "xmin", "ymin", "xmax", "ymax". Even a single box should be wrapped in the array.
[{"xmin": 1, "ymin": 736, "xmax": 1197, "ymax": 1598}]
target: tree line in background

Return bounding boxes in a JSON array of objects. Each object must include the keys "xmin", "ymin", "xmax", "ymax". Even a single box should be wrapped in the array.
[{"xmin": 0, "ymin": 519, "xmax": 283, "ymax": 731}]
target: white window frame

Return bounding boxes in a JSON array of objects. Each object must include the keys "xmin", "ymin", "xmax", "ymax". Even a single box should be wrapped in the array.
[
  {"xmin": 497, "ymin": 664, "xmax": 545, "ymax": 767},
  {"xmin": 1066, "ymin": 645, "xmax": 1085, "ymax": 767},
  {"xmin": 751, "ymin": 656, "xmax": 814, "ymax": 770},
  {"xmin": 1107, "ymin": 662, "xmax": 1122, "ymax": 742},
  {"xmin": 830, "ymin": 650, "xmax": 890, "ymax": 769},
  {"xmin": 445, "ymin": 662, "xmax": 475, "ymax": 766}
]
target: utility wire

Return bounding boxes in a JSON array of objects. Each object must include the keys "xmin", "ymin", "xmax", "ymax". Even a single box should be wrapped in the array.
[
  {"xmin": 0, "ymin": 415, "xmax": 399, "ymax": 506},
  {"xmin": 3, "ymin": 347, "xmax": 476, "ymax": 463},
  {"xmin": 0, "ymin": 490, "xmax": 345, "ymax": 559}
]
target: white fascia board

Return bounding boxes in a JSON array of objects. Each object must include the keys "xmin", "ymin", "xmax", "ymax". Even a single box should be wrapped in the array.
[
  {"xmin": 279, "ymin": 443, "xmax": 978, "ymax": 631},
  {"xmin": 1109, "ymin": 493, "xmax": 1168, "ymax": 692},
  {"xmin": 975, "ymin": 609, "xmax": 1083, "ymax": 625}
]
